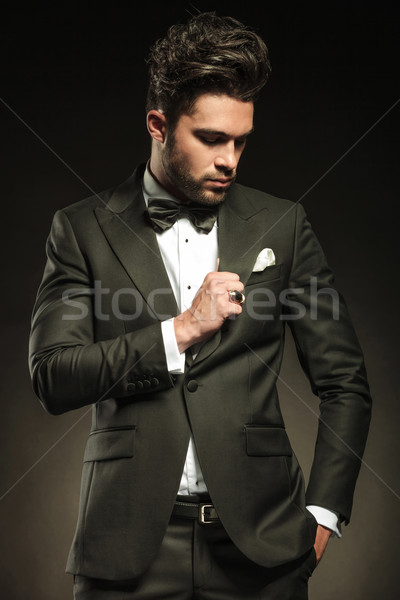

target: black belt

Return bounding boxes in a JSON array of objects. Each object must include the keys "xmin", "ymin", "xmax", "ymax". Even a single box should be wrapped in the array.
[{"xmin": 173, "ymin": 499, "xmax": 220, "ymax": 525}]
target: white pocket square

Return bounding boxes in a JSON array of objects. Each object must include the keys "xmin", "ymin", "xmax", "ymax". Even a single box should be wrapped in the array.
[{"xmin": 252, "ymin": 248, "xmax": 276, "ymax": 272}]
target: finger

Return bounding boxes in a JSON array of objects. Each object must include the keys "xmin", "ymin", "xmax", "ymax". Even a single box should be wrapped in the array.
[
  {"xmin": 204, "ymin": 271, "xmax": 240, "ymax": 287},
  {"xmin": 208, "ymin": 278, "xmax": 244, "ymax": 296},
  {"xmin": 210, "ymin": 271, "xmax": 241, "ymax": 281},
  {"xmin": 225, "ymin": 279, "xmax": 244, "ymax": 293},
  {"xmin": 226, "ymin": 302, "xmax": 243, "ymax": 319}
]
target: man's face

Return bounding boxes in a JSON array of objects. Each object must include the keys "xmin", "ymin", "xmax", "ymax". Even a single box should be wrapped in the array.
[{"xmin": 161, "ymin": 94, "xmax": 254, "ymax": 205}]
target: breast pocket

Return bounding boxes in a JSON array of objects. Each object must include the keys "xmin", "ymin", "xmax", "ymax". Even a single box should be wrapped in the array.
[{"xmin": 246, "ymin": 264, "xmax": 282, "ymax": 287}]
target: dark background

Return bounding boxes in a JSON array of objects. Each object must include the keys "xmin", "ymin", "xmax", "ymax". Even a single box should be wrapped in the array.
[{"xmin": 1, "ymin": 1, "xmax": 399, "ymax": 598}]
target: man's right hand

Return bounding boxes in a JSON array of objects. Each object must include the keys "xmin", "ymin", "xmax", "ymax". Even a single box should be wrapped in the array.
[{"xmin": 173, "ymin": 270, "xmax": 244, "ymax": 353}]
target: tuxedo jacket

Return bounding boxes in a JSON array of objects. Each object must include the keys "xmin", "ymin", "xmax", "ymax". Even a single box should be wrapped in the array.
[{"xmin": 29, "ymin": 164, "xmax": 371, "ymax": 581}]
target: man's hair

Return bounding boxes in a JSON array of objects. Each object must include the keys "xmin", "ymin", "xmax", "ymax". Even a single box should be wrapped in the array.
[{"xmin": 146, "ymin": 12, "xmax": 271, "ymax": 127}]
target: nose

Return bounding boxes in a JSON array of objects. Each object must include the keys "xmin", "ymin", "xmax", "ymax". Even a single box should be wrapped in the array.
[{"xmin": 214, "ymin": 141, "xmax": 239, "ymax": 172}]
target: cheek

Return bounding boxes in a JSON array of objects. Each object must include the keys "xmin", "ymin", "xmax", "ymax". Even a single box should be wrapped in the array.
[
  {"xmin": 172, "ymin": 134, "xmax": 215, "ymax": 173},
  {"xmin": 186, "ymin": 148, "xmax": 214, "ymax": 173}
]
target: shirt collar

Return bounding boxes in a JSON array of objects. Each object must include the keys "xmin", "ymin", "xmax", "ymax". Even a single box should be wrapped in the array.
[{"xmin": 142, "ymin": 162, "xmax": 180, "ymax": 206}]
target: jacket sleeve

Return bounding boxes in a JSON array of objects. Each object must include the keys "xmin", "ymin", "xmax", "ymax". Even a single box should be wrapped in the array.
[
  {"xmin": 29, "ymin": 209, "xmax": 175, "ymax": 415},
  {"xmin": 285, "ymin": 204, "xmax": 372, "ymax": 524}
]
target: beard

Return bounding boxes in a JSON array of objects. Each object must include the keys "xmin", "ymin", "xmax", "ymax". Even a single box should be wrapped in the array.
[{"xmin": 161, "ymin": 133, "xmax": 236, "ymax": 206}]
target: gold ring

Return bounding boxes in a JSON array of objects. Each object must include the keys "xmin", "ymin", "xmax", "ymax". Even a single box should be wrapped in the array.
[{"xmin": 228, "ymin": 290, "xmax": 245, "ymax": 305}]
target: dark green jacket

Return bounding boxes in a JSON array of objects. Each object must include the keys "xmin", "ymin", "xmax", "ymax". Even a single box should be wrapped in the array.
[{"xmin": 29, "ymin": 164, "xmax": 371, "ymax": 580}]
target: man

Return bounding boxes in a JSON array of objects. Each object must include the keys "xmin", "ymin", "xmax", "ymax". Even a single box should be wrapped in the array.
[{"xmin": 29, "ymin": 12, "xmax": 371, "ymax": 599}]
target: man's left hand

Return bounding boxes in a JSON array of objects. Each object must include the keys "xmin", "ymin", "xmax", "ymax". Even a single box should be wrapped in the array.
[{"xmin": 314, "ymin": 524, "xmax": 332, "ymax": 565}]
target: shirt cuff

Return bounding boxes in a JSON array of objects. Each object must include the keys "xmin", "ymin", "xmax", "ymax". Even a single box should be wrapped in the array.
[
  {"xmin": 161, "ymin": 318, "xmax": 185, "ymax": 374},
  {"xmin": 306, "ymin": 505, "xmax": 342, "ymax": 538}
]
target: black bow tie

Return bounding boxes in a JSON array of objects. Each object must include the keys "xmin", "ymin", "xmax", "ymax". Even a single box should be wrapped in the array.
[{"xmin": 147, "ymin": 198, "xmax": 218, "ymax": 234}]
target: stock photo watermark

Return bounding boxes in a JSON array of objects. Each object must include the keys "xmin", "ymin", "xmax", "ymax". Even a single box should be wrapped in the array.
[{"xmin": 61, "ymin": 277, "xmax": 340, "ymax": 322}]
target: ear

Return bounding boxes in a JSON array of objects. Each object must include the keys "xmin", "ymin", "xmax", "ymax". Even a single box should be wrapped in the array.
[{"xmin": 147, "ymin": 110, "xmax": 167, "ymax": 143}]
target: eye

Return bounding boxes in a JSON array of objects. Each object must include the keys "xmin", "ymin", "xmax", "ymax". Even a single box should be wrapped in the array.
[
  {"xmin": 235, "ymin": 138, "xmax": 247, "ymax": 148},
  {"xmin": 199, "ymin": 136, "xmax": 219, "ymax": 145}
]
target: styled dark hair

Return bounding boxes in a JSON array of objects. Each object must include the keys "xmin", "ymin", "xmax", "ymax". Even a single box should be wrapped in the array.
[{"xmin": 146, "ymin": 12, "xmax": 271, "ymax": 126}]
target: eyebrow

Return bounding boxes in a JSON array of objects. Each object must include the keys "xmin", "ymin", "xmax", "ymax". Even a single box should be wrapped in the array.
[{"xmin": 194, "ymin": 127, "xmax": 255, "ymax": 139}]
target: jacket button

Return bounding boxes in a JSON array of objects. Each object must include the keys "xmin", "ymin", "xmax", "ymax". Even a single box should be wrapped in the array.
[
  {"xmin": 136, "ymin": 381, "xmax": 144, "ymax": 391},
  {"xmin": 151, "ymin": 377, "xmax": 159, "ymax": 386},
  {"xmin": 143, "ymin": 379, "xmax": 151, "ymax": 389},
  {"xmin": 187, "ymin": 380, "xmax": 198, "ymax": 392},
  {"xmin": 127, "ymin": 383, "xmax": 136, "ymax": 393}
]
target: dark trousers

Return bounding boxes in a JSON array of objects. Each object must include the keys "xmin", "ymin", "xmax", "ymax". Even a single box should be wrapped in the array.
[{"xmin": 73, "ymin": 517, "xmax": 316, "ymax": 600}]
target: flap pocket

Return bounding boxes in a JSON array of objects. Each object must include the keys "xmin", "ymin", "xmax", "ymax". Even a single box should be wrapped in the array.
[
  {"xmin": 84, "ymin": 427, "xmax": 136, "ymax": 462},
  {"xmin": 245, "ymin": 426, "xmax": 292, "ymax": 457}
]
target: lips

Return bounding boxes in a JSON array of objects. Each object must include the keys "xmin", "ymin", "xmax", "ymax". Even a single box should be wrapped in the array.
[{"xmin": 207, "ymin": 178, "xmax": 234, "ymax": 187}]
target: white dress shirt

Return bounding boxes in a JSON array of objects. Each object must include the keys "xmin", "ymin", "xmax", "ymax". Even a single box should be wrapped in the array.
[{"xmin": 142, "ymin": 165, "xmax": 341, "ymax": 536}]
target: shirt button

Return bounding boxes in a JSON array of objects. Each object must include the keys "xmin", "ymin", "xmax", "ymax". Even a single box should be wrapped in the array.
[{"xmin": 187, "ymin": 380, "xmax": 198, "ymax": 392}]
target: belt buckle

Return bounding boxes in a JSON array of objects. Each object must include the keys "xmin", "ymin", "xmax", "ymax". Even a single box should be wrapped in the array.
[{"xmin": 199, "ymin": 503, "xmax": 214, "ymax": 524}]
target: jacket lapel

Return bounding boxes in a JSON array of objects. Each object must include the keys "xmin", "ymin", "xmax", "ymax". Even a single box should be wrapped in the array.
[
  {"xmin": 193, "ymin": 184, "xmax": 269, "ymax": 365},
  {"xmin": 218, "ymin": 184, "xmax": 269, "ymax": 282},
  {"xmin": 94, "ymin": 166, "xmax": 179, "ymax": 321}
]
